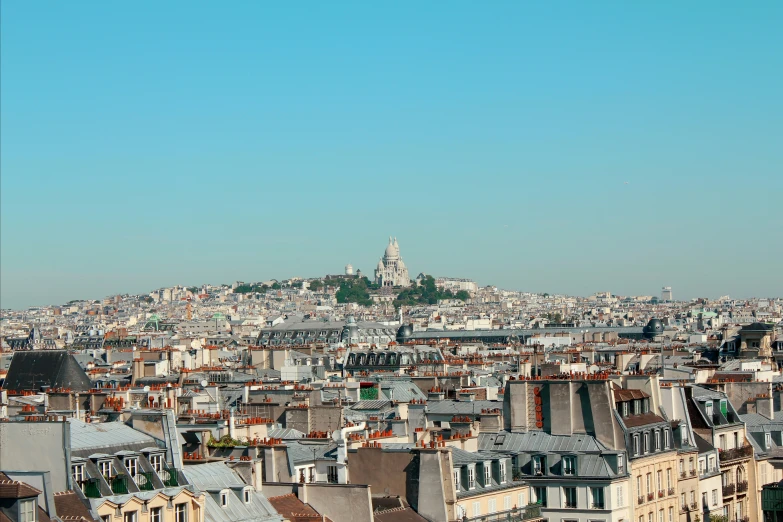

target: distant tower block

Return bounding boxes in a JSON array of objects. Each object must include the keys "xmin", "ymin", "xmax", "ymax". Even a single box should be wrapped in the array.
[
  {"xmin": 345, "ymin": 263, "xmax": 354, "ymax": 276},
  {"xmin": 662, "ymin": 286, "xmax": 673, "ymax": 301}
]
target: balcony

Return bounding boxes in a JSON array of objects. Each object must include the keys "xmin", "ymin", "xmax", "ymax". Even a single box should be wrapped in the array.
[
  {"xmin": 690, "ymin": 469, "xmax": 697, "ymax": 477},
  {"xmin": 736, "ymin": 480, "xmax": 749, "ymax": 494},
  {"xmin": 77, "ymin": 478, "xmax": 101, "ymax": 499},
  {"xmin": 135, "ymin": 471, "xmax": 155, "ymax": 492},
  {"xmin": 160, "ymin": 467, "xmax": 179, "ymax": 487},
  {"xmin": 723, "ymin": 483, "xmax": 736, "ymax": 496},
  {"xmin": 109, "ymin": 475, "xmax": 129, "ymax": 494},
  {"xmin": 680, "ymin": 471, "xmax": 687, "ymax": 479},
  {"xmin": 461, "ymin": 504, "xmax": 543, "ymax": 522},
  {"xmin": 719, "ymin": 445, "xmax": 753, "ymax": 463},
  {"xmin": 690, "ymin": 502, "xmax": 698, "ymax": 511},
  {"xmin": 647, "ymin": 493, "xmax": 655, "ymax": 501}
]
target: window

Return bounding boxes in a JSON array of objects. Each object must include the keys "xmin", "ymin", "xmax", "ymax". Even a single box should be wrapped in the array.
[
  {"xmin": 517, "ymin": 493, "xmax": 525, "ymax": 508},
  {"xmin": 668, "ymin": 507, "xmax": 673, "ymax": 522},
  {"xmin": 680, "ymin": 493, "xmax": 685, "ymax": 507},
  {"xmin": 646, "ymin": 473, "xmax": 652, "ymax": 494},
  {"xmin": 633, "ymin": 435, "xmax": 640, "ymax": 455},
  {"xmin": 499, "ymin": 460, "xmax": 506, "ymax": 483},
  {"xmin": 719, "ymin": 434, "xmax": 726, "ymax": 451},
  {"xmin": 766, "ymin": 433, "xmax": 772, "ymax": 449},
  {"xmin": 666, "ymin": 468, "xmax": 672, "ymax": 489},
  {"xmin": 679, "ymin": 459, "xmax": 684, "ymax": 474},
  {"xmin": 634, "ymin": 400, "xmax": 641, "ymax": 414},
  {"xmin": 220, "ymin": 492, "xmax": 229, "ymax": 508},
  {"xmin": 484, "ymin": 463, "xmax": 491, "ymax": 486},
  {"xmin": 617, "ymin": 485, "xmax": 624, "ymax": 507},
  {"xmin": 734, "ymin": 432, "xmax": 739, "ymax": 449},
  {"xmin": 564, "ymin": 487, "xmax": 577, "ymax": 508},
  {"xmin": 712, "ymin": 489, "xmax": 718, "ymax": 506},
  {"xmin": 244, "ymin": 489, "xmax": 251, "ymax": 504},
  {"xmin": 472, "ymin": 502, "xmax": 480, "ymax": 517},
  {"xmin": 657, "ymin": 470, "xmax": 662, "ymax": 493},
  {"xmin": 328, "ymin": 465, "xmax": 338, "ymax": 484},
  {"xmin": 467, "ymin": 467, "xmax": 475, "ymax": 489},
  {"xmin": 123, "ymin": 511, "xmax": 137, "ymax": 522},
  {"xmin": 706, "ymin": 401, "xmax": 713, "ymax": 418},
  {"xmin": 563, "ymin": 455, "xmax": 576, "ymax": 476},
  {"xmin": 124, "ymin": 458, "xmax": 137, "ymax": 479},
  {"xmin": 702, "ymin": 492, "xmax": 708, "ymax": 508},
  {"xmin": 19, "ymin": 499, "xmax": 36, "ymax": 522},
  {"xmin": 654, "ymin": 430, "xmax": 661, "ymax": 451},
  {"xmin": 150, "ymin": 508, "xmax": 161, "ymax": 522},
  {"xmin": 308, "ymin": 467, "xmax": 314, "ymax": 483},
  {"xmin": 535, "ymin": 486, "xmax": 547, "ymax": 507},
  {"xmin": 637, "ymin": 476, "xmax": 642, "ymax": 497},
  {"xmin": 658, "ymin": 509, "xmax": 664, "ymax": 522},
  {"xmin": 503, "ymin": 495, "xmax": 511, "ymax": 510},
  {"xmin": 488, "ymin": 499, "xmax": 496, "ymax": 513},
  {"xmin": 644, "ymin": 432, "xmax": 650, "ymax": 453},
  {"xmin": 454, "ymin": 470, "xmax": 460, "ymax": 489},
  {"xmin": 99, "ymin": 460, "xmax": 112, "ymax": 478},
  {"xmin": 149, "ymin": 454, "xmax": 163, "ymax": 473},
  {"xmin": 618, "ymin": 454, "xmax": 625, "ymax": 474},
  {"xmin": 623, "ymin": 402, "xmax": 629, "ymax": 416},
  {"xmin": 592, "ymin": 487, "xmax": 605, "ymax": 509},
  {"xmin": 532, "ymin": 455, "xmax": 545, "ymax": 475},
  {"xmin": 709, "ymin": 456, "xmax": 715, "ymax": 472},
  {"xmin": 664, "ymin": 430, "xmax": 670, "ymax": 449},
  {"xmin": 72, "ymin": 464, "xmax": 84, "ymax": 485},
  {"xmin": 101, "ymin": 516, "xmax": 110, "ymax": 522}
]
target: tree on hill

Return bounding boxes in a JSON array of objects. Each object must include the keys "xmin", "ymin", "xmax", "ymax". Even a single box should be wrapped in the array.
[
  {"xmin": 394, "ymin": 275, "xmax": 470, "ymax": 307},
  {"xmin": 336, "ymin": 277, "xmax": 373, "ymax": 306}
]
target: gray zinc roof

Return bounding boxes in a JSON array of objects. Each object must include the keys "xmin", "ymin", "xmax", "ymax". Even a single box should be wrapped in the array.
[
  {"xmin": 478, "ymin": 431, "xmax": 607, "ymax": 453},
  {"xmin": 68, "ymin": 419, "xmax": 157, "ymax": 453}
]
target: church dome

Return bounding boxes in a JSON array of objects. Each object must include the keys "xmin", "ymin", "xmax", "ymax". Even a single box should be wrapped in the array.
[
  {"xmin": 396, "ymin": 324, "xmax": 413, "ymax": 343},
  {"xmin": 384, "ymin": 243, "xmax": 398, "ymax": 259},
  {"xmin": 643, "ymin": 318, "xmax": 664, "ymax": 338}
]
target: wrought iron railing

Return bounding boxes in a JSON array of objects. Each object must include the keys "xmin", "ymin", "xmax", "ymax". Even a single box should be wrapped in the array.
[
  {"xmin": 160, "ymin": 467, "xmax": 179, "ymax": 487},
  {"xmin": 461, "ymin": 504, "xmax": 542, "ymax": 522},
  {"xmin": 78, "ymin": 478, "xmax": 101, "ymax": 498},
  {"xmin": 719, "ymin": 445, "xmax": 753, "ymax": 462},
  {"xmin": 736, "ymin": 480, "xmax": 748, "ymax": 493},
  {"xmin": 110, "ymin": 475, "xmax": 129, "ymax": 494},
  {"xmin": 136, "ymin": 471, "xmax": 155, "ymax": 491},
  {"xmin": 723, "ymin": 483, "xmax": 735, "ymax": 496}
]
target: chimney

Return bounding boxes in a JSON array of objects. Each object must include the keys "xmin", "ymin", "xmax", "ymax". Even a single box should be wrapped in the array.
[
  {"xmin": 229, "ymin": 407, "xmax": 237, "ymax": 439},
  {"xmin": 132, "ymin": 358, "xmax": 144, "ymax": 386},
  {"xmin": 758, "ymin": 395, "xmax": 774, "ymax": 420}
]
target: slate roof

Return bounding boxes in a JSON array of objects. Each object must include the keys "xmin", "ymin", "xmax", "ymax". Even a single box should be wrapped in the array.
[
  {"xmin": 425, "ymin": 400, "xmax": 501, "ymax": 416},
  {"xmin": 284, "ymin": 441, "xmax": 338, "ymax": 466},
  {"xmin": 68, "ymin": 419, "xmax": 156, "ymax": 453},
  {"xmin": 184, "ymin": 462, "xmax": 283, "ymax": 522},
  {"xmin": 4, "ymin": 351, "xmax": 93, "ymax": 392},
  {"xmin": 478, "ymin": 431, "xmax": 606, "ymax": 453}
]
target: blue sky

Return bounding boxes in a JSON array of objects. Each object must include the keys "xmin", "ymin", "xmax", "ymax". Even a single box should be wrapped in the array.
[{"xmin": 1, "ymin": 1, "xmax": 781, "ymax": 309}]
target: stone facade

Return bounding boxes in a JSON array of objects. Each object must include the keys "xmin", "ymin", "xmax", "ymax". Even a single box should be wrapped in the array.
[{"xmin": 374, "ymin": 237, "xmax": 410, "ymax": 288}]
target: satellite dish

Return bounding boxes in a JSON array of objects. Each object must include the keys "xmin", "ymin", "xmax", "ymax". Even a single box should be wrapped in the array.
[
  {"xmin": 143, "ymin": 386, "xmax": 151, "ymax": 392},
  {"xmin": 201, "ymin": 380, "xmax": 209, "ymax": 387}
]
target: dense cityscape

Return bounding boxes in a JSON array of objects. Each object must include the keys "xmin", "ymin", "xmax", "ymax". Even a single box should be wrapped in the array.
[{"xmin": 1, "ymin": 238, "xmax": 782, "ymax": 522}]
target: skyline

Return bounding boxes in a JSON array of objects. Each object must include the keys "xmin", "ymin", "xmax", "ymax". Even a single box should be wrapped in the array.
[{"xmin": 2, "ymin": 1, "xmax": 782, "ymax": 310}]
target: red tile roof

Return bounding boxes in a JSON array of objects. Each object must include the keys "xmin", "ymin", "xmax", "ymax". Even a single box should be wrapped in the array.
[{"xmin": 268, "ymin": 493, "xmax": 324, "ymax": 522}]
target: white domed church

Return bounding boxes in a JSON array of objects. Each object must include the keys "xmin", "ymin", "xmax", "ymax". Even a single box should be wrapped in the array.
[{"xmin": 374, "ymin": 237, "xmax": 411, "ymax": 287}]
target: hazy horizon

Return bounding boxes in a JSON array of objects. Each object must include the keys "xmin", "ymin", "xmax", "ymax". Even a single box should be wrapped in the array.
[{"xmin": 2, "ymin": 2, "xmax": 781, "ymax": 310}]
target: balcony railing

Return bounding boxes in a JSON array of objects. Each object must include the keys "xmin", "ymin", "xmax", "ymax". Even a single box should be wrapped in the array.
[
  {"xmin": 647, "ymin": 493, "xmax": 654, "ymax": 501},
  {"xmin": 638, "ymin": 496, "xmax": 645, "ymax": 505},
  {"xmin": 658, "ymin": 490, "xmax": 665, "ymax": 498},
  {"xmin": 719, "ymin": 445, "xmax": 753, "ymax": 462},
  {"xmin": 461, "ymin": 504, "xmax": 542, "ymax": 522},
  {"xmin": 690, "ymin": 502, "xmax": 697, "ymax": 511},
  {"xmin": 135, "ymin": 471, "xmax": 155, "ymax": 491},
  {"xmin": 78, "ymin": 478, "xmax": 101, "ymax": 499},
  {"xmin": 109, "ymin": 475, "xmax": 129, "ymax": 494},
  {"xmin": 723, "ymin": 483, "xmax": 736, "ymax": 496},
  {"xmin": 680, "ymin": 471, "xmax": 687, "ymax": 479},
  {"xmin": 736, "ymin": 480, "xmax": 749, "ymax": 493},
  {"xmin": 160, "ymin": 467, "xmax": 179, "ymax": 487},
  {"xmin": 564, "ymin": 501, "xmax": 577, "ymax": 509},
  {"xmin": 690, "ymin": 469, "xmax": 697, "ymax": 476},
  {"xmin": 667, "ymin": 488, "xmax": 675, "ymax": 496},
  {"xmin": 591, "ymin": 503, "xmax": 604, "ymax": 509}
]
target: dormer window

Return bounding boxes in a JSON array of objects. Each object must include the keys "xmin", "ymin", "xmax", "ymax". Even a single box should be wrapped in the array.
[
  {"xmin": 175, "ymin": 503, "xmax": 187, "ymax": 522},
  {"xmin": 99, "ymin": 460, "xmax": 112, "ymax": 478},
  {"xmin": 654, "ymin": 430, "xmax": 661, "ymax": 451},
  {"xmin": 562, "ymin": 455, "xmax": 576, "ymax": 476},
  {"xmin": 149, "ymin": 454, "xmax": 163, "ymax": 473},
  {"xmin": 220, "ymin": 492, "xmax": 229, "ymax": 508},
  {"xmin": 483, "ymin": 463, "xmax": 492, "ymax": 486},
  {"xmin": 622, "ymin": 402, "xmax": 629, "ymax": 417},
  {"xmin": 766, "ymin": 433, "xmax": 772, "ymax": 449},
  {"xmin": 705, "ymin": 401, "xmax": 713, "ymax": 418},
  {"xmin": 124, "ymin": 457, "xmax": 138, "ymax": 479},
  {"xmin": 618, "ymin": 454, "xmax": 625, "ymax": 474},
  {"xmin": 634, "ymin": 400, "xmax": 641, "ymax": 414},
  {"xmin": 664, "ymin": 430, "xmax": 671, "ymax": 449},
  {"xmin": 532, "ymin": 455, "xmax": 546, "ymax": 475},
  {"xmin": 243, "ymin": 488, "xmax": 252, "ymax": 504},
  {"xmin": 633, "ymin": 435, "xmax": 640, "ymax": 455},
  {"xmin": 454, "ymin": 470, "xmax": 461, "ymax": 490},
  {"xmin": 467, "ymin": 467, "xmax": 475, "ymax": 489},
  {"xmin": 19, "ymin": 499, "xmax": 36, "ymax": 522},
  {"xmin": 498, "ymin": 461, "xmax": 506, "ymax": 484},
  {"xmin": 643, "ymin": 432, "xmax": 650, "ymax": 453},
  {"xmin": 72, "ymin": 464, "xmax": 84, "ymax": 485},
  {"xmin": 643, "ymin": 399, "xmax": 650, "ymax": 413}
]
